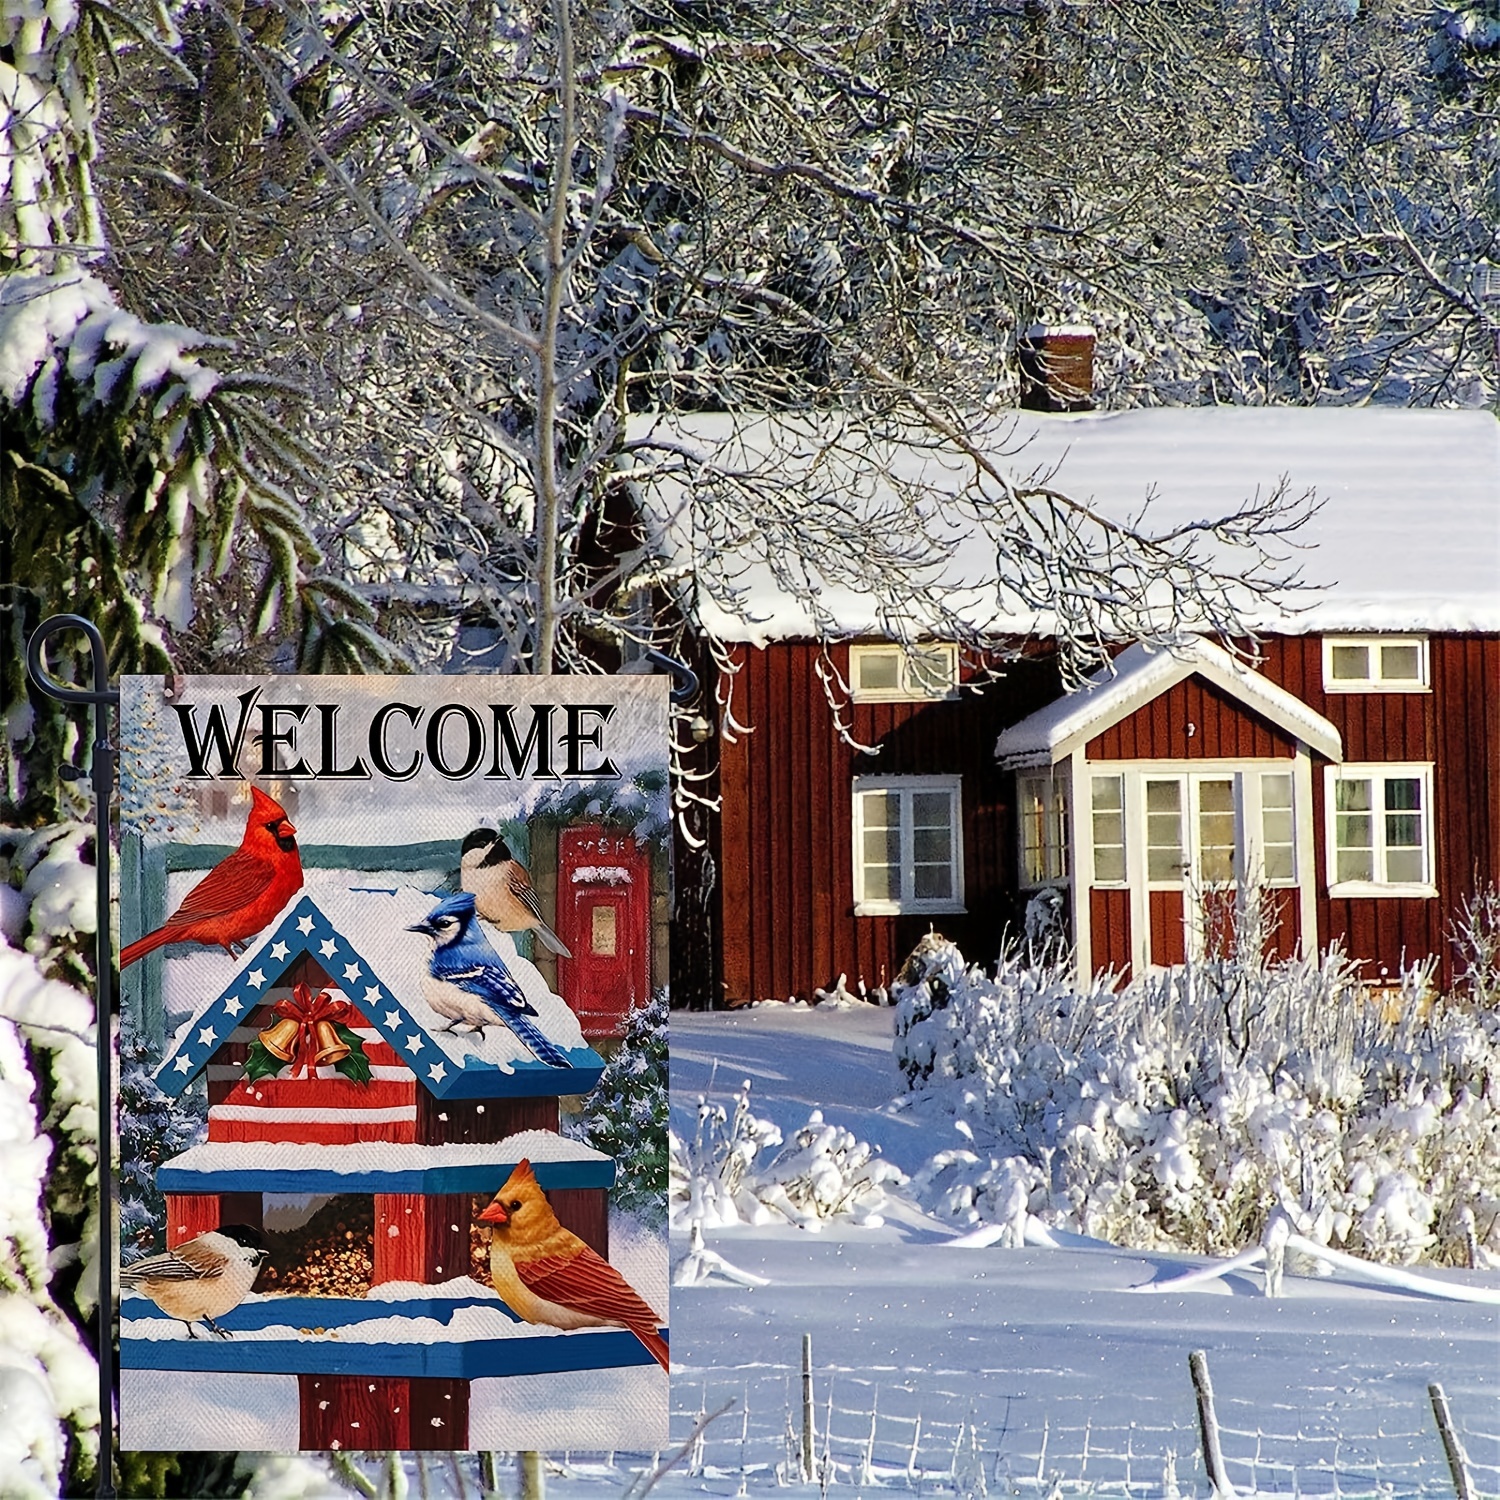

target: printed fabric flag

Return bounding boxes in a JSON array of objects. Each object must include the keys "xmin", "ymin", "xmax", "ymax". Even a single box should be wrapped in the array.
[{"xmin": 117, "ymin": 674, "xmax": 671, "ymax": 1452}]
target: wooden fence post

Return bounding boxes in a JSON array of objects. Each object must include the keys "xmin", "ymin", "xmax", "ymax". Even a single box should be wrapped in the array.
[
  {"xmin": 801, "ymin": 1332, "xmax": 816, "ymax": 1482},
  {"xmin": 1429, "ymin": 1383, "xmax": 1476, "ymax": 1500},
  {"xmin": 1190, "ymin": 1349, "xmax": 1234, "ymax": 1498}
]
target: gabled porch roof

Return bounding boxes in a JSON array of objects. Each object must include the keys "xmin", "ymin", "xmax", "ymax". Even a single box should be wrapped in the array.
[{"xmin": 994, "ymin": 638, "xmax": 1343, "ymax": 768}]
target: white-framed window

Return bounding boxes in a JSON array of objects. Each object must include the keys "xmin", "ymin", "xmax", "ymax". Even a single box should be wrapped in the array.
[
  {"xmin": 852, "ymin": 775, "xmax": 964, "ymax": 914},
  {"xmin": 849, "ymin": 643, "xmax": 960, "ymax": 702},
  {"xmin": 1321, "ymin": 636, "xmax": 1429, "ymax": 693},
  {"xmin": 1017, "ymin": 770, "xmax": 1069, "ymax": 886},
  {"xmin": 1325, "ymin": 764, "xmax": 1435, "ymax": 896},
  {"xmin": 1087, "ymin": 766, "xmax": 1299, "ymax": 891},
  {"xmin": 1090, "ymin": 773, "xmax": 1127, "ymax": 886}
]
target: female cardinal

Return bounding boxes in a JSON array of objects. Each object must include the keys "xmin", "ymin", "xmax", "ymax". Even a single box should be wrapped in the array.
[
  {"xmin": 120, "ymin": 787, "xmax": 303, "ymax": 968},
  {"xmin": 479, "ymin": 1160, "xmax": 668, "ymax": 1370}
]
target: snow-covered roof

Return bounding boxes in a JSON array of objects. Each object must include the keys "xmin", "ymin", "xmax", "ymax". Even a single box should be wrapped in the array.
[
  {"xmin": 632, "ymin": 407, "xmax": 1500, "ymax": 643},
  {"xmin": 154, "ymin": 888, "xmax": 604, "ymax": 1100},
  {"xmin": 154, "ymin": 1129, "xmax": 614, "ymax": 1195},
  {"xmin": 994, "ymin": 639, "xmax": 1344, "ymax": 767}
]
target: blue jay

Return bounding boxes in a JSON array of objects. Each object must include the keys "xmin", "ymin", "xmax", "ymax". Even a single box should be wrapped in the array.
[{"xmin": 408, "ymin": 892, "xmax": 572, "ymax": 1068}]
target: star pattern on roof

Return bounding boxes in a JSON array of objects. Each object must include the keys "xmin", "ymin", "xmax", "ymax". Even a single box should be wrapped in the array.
[{"xmin": 150, "ymin": 890, "xmax": 602, "ymax": 1101}]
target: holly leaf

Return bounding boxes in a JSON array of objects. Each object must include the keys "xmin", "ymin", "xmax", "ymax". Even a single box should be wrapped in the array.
[
  {"xmin": 243, "ymin": 1041, "xmax": 284, "ymax": 1085},
  {"xmin": 333, "ymin": 1024, "xmax": 372, "ymax": 1086}
]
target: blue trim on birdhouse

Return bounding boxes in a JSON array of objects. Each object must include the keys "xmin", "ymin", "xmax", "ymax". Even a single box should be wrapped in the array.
[
  {"xmin": 121, "ymin": 1288, "xmax": 667, "ymax": 1378},
  {"xmin": 155, "ymin": 1154, "xmax": 616, "ymax": 1196},
  {"xmin": 153, "ymin": 893, "xmax": 604, "ymax": 1100}
]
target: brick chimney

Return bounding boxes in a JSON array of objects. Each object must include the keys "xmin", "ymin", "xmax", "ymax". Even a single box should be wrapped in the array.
[{"xmin": 1018, "ymin": 324, "xmax": 1096, "ymax": 412}]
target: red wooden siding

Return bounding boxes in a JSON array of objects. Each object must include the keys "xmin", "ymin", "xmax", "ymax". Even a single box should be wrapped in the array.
[
  {"xmin": 1089, "ymin": 888, "xmax": 1131, "ymax": 980},
  {"xmin": 1257, "ymin": 634, "xmax": 1500, "ymax": 989},
  {"xmin": 717, "ymin": 644, "xmax": 1058, "ymax": 1004},
  {"xmin": 1088, "ymin": 676, "xmax": 1295, "ymax": 760},
  {"xmin": 1148, "ymin": 890, "xmax": 1186, "ymax": 967},
  {"xmin": 373, "ymin": 1193, "xmax": 470, "ymax": 1284},
  {"xmin": 298, "ymin": 1373, "xmax": 469, "ymax": 1450},
  {"xmin": 415, "ymin": 1092, "xmax": 559, "ymax": 1145},
  {"xmin": 164, "ymin": 1194, "xmax": 221, "ymax": 1248}
]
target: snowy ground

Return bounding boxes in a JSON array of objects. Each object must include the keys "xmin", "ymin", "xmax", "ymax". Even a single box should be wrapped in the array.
[{"xmin": 607, "ymin": 1003, "xmax": 1500, "ymax": 1499}]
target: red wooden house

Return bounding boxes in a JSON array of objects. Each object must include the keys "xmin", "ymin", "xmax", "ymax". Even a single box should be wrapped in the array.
[{"xmin": 643, "ymin": 402, "xmax": 1500, "ymax": 1003}]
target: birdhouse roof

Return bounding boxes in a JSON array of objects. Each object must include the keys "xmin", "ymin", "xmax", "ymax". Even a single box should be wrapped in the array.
[{"xmin": 153, "ymin": 887, "xmax": 605, "ymax": 1101}]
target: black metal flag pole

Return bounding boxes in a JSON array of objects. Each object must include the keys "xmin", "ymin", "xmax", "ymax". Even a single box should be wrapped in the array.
[{"xmin": 26, "ymin": 615, "xmax": 120, "ymax": 1500}]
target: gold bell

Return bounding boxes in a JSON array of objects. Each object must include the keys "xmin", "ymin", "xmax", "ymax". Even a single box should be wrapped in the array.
[
  {"xmin": 258, "ymin": 1017, "xmax": 301, "ymax": 1061},
  {"xmin": 312, "ymin": 1020, "xmax": 351, "ymax": 1067}
]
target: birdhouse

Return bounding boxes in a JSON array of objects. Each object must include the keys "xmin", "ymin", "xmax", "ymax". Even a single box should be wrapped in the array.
[{"xmin": 121, "ymin": 883, "xmax": 663, "ymax": 1451}]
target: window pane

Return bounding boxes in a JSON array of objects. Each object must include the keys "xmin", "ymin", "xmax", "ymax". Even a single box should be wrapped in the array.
[
  {"xmin": 1335, "ymin": 779, "xmax": 1372, "ymax": 813},
  {"xmin": 863, "ymin": 861, "xmax": 900, "ymax": 901},
  {"xmin": 909, "ymin": 647, "xmax": 955, "ymax": 695},
  {"xmin": 1146, "ymin": 780, "xmax": 1182, "ymax": 813},
  {"xmin": 1094, "ymin": 846, "xmax": 1126, "ymax": 884},
  {"xmin": 912, "ymin": 792, "xmax": 953, "ymax": 829},
  {"xmin": 1264, "ymin": 846, "xmax": 1294, "ymax": 882},
  {"xmin": 1262, "ymin": 773, "xmax": 1293, "ymax": 810},
  {"xmin": 1337, "ymin": 848, "xmax": 1375, "ymax": 882},
  {"xmin": 857, "ymin": 652, "xmax": 900, "ymax": 691},
  {"xmin": 1386, "ymin": 848, "xmax": 1424, "ymax": 883},
  {"xmin": 1092, "ymin": 776, "xmax": 1123, "ymax": 812},
  {"xmin": 864, "ymin": 828, "xmax": 900, "ymax": 864},
  {"xmin": 913, "ymin": 827, "xmax": 951, "ymax": 863},
  {"xmin": 1384, "ymin": 778, "xmax": 1420, "ymax": 813},
  {"xmin": 1380, "ymin": 644, "xmax": 1421, "ymax": 682},
  {"xmin": 913, "ymin": 864, "xmax": 953, "ymax": 900},
  {"xmin": 1263, "ymin": 809, "xmax": 1293, "ymax": 845},
  {"xmin": 1338, "ymin": 813, "xmax": 1373, "ymax": 848},
  {"xmin": 1331, "ymin": 645, "xmax": 1369, "ymax": 680}
]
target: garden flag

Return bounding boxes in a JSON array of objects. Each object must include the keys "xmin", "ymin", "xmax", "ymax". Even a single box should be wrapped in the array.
[{"xmin": 117, "ymin": 674, "xmax": 671, "ymax": 1452}]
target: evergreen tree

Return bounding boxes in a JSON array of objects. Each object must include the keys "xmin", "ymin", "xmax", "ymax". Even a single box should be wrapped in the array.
[{"xmin": 578, "ymin": 990, "xmax": 669, "ymax": 1228}]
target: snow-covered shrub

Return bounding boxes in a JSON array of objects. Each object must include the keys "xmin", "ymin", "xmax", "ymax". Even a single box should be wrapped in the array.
[
  {"xmin": 895, "ymin": 937, "xmax": 1500, "ymax": 1265},
  {"xmin": 0, "ymin": 828, "xmax": 104, "ymax": 1494},
  {"xmin": 573, "ymin": 990, "xmax": 668, "ymax": 1228},
  {"xmin": 671, "ymin": 1081, "xmax": 904, "ymax": 1231}
]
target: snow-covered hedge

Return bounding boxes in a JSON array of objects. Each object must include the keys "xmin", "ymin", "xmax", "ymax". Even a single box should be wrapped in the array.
[
  {"xmin": 895, "ymin": 937, "xmax": 1500, "ymax": 1265},
  {"xmin": 672, "ymin": 1080, "xmax": 905, "ymax": 1231}
]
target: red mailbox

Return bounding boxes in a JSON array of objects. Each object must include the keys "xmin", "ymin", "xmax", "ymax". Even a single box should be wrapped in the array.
[{"xmin": 557, "ymin": 826, "xmax": 651, "ymax": 1038}]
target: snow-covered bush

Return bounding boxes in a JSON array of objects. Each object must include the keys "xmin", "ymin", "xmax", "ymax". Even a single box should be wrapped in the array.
[
  {"xmin": 895, "ymin": 937, "xmax": 1500, "ymax": 1265},
  {"xmin": 672, "ymin": 1081, "xmax": 905, "ymax": 1231},
  {"xmin": 573, "ymin": 990, "xmax": 668, "ymax": 1228},
  {"xmin": 0, "ymin": 829, "xmax": 104, "ymax": 1495}
]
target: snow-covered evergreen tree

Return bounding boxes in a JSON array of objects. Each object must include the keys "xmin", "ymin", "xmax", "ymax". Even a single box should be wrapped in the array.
[
  {"xmin": 0, "ymin": 0, "xmax": 393, "ymax": 823},
  {"xmin": 577, "ymin": 990, "xmax": 669, "ymax": 1227}
]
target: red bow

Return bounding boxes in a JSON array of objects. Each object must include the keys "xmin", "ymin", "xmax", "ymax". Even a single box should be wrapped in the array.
[{"xmin": 268, "ymin": 981, "xmax": 351, "ymax": 1077}]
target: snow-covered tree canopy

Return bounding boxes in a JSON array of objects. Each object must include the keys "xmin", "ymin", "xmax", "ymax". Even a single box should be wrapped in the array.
[{"xmin": 91, "ymin": 0, "xmax": 1500, "ymax": 696}]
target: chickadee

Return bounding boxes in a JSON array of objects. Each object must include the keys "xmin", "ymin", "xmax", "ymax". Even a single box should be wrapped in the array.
[
  {"xmin": 460, "ymin": 829, "xmax": 572, "ymax": 957},
  {"xmin": 120, "ymin": 1225, "xmax": 269, "ymax": 1339}
]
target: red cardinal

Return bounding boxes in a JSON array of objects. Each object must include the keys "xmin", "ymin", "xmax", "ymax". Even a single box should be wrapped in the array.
[
  {"xmin": 120, "ymin": 787, "xmax": 303, "ymax": 968},
  {"xmin": 479, "ymin": 1159, "xmax": 668, "ymax": 1370}
]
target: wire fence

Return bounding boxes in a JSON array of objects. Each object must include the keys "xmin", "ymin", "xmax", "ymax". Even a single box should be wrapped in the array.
[{"xmin": 633, "ymin": 1363, "xmax": 1500, "ymax": 1498}]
